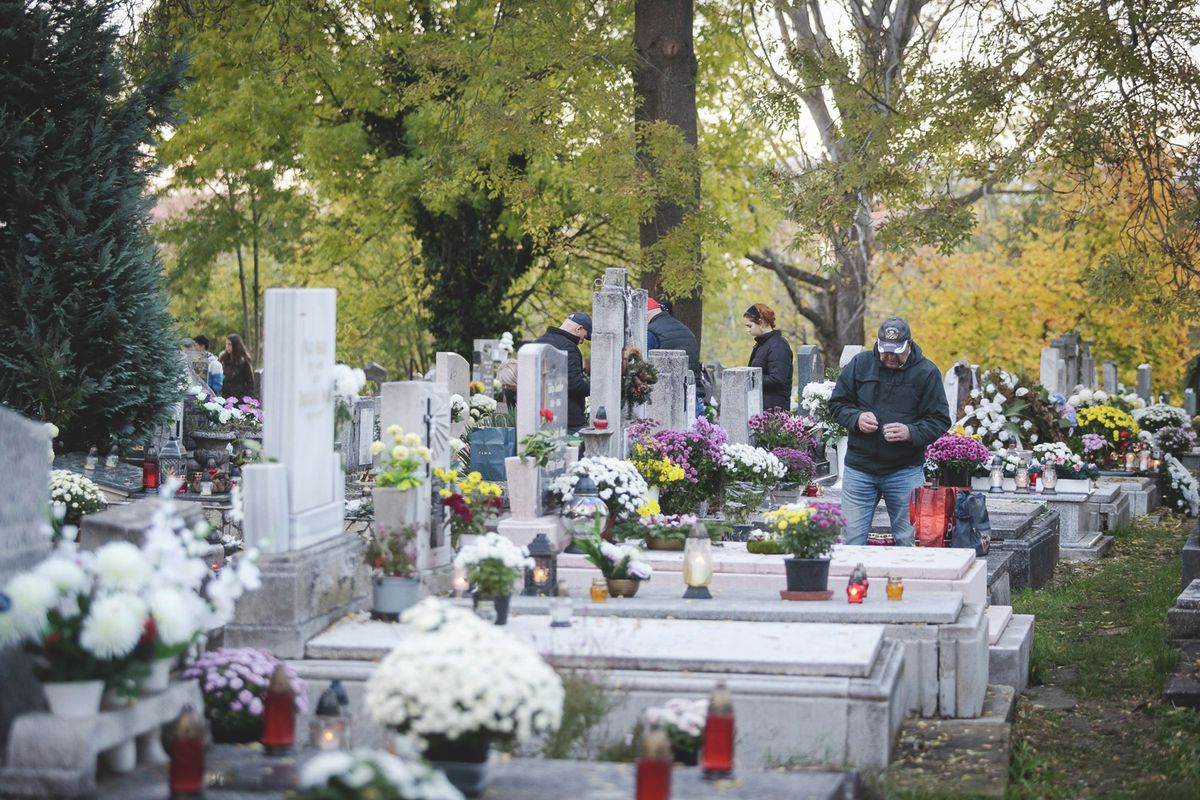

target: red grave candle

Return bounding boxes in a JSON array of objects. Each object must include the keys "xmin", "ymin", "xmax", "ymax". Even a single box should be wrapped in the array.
[
  {"xmin": 701, "ymin": 683, "xmax": 735, "ymax": 779},
  {"xmin": 260, "ymin": 665, "xmax": 296, "ymax": 754}
]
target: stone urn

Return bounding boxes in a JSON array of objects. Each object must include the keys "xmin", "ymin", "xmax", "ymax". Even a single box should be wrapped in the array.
[{"xmin": 189, "ymin": 429, "xmax": 237, "ymax": 470}]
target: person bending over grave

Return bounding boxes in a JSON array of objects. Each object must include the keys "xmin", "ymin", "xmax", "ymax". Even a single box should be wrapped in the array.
[
  {"xmin": 743, "ymin": 303, "xmax": 793, "ymax": 411},
  {"xmin": 646, "ymin": 297, "xmax": 704, "ymax": 416},
  {"xmin": 533, "ymin": 312, "xmax": 591, "ymax": 434},
  {"xmin": 829, "ymin": 317, "xmax": 951, "ymax": 546}
]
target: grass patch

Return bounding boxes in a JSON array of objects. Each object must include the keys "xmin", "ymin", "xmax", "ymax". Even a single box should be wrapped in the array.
[{"xmin": 1007, "ymin": 514, "xmax": 1200, "ymax": 798}]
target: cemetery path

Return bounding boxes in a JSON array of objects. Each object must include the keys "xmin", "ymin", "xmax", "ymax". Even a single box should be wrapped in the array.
[{"xmin": 1007, "ymin": 515, "xmax": 1200, "ymax": 799}]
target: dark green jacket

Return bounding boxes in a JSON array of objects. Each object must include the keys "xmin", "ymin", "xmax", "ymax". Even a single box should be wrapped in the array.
[{"xmin": 828, "ymin": 342, "xmax": 951, "ymax": 475}]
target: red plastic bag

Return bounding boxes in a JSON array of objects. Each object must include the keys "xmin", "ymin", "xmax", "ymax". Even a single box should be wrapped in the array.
[{"xmin": 909, "ymin": 486, "xmax": 958, "ymax": 548}]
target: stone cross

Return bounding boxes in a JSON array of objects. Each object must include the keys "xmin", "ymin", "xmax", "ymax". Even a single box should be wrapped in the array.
[
  {"xmin": 0, "ymin": 408, "xmax": 53, "ymax": 745},
  {"xmin": 646, "ymin": 350, "xmax": 691, "ymax": 432},
  {"xmin": 436, "ymin": 351, "xmax": 471, "ymax": 440},
  {"xmin": 1137, "ymin": 364, "xmax": 1153, "ymax": 403},
  {"xmin": 516, "ymin": 343, "xmax": 569, "ymax": 515},
  {"xmin": 719, "ymin": 367, "xmax": 763, "ymax": 445},
  {"xmin": 261, "ymin": 288, "xmax": 343, "ymax": 551},
  {"xmin": 795, "ymin": 345, "xmax": 824, "ymax": 393},
  {"xmin": 380, "ymin": 381, "xmax": 452, "ymax": 574},
  {"xmin": 1185, "ymin": 388, "xmax": 1196, "ymax": 417},
  {"xmin": 1040, "ymin": 348, "xmax": 1064, "ymax": 395},
  {"xmin": 1102, "ymin": 361, "xmax": 1119, "ymax": 394},
  {"xmin": 1050, "ymin": 333, "xmax": 1081, "ymax": 390},
  {"xmin": 839, "ymin": 345, "xmax": 864, "ymax": 368},
  {"xmin": 1079, "ymin": 341, "xmax": 1096, "ymax": 390}
]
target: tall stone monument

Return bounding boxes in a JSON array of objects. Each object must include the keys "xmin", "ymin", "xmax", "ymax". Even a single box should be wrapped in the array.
[
  {"xmin": 1079, "ymin": 341, "xmax": 1096, "ymax": 390},
  {"xmin": 646, "ymin": 350, "xmax": 691, "ymax": 433},
  {"xmin": 436, "ymin": 351, "xmax": 471, "ymax": 440},
  {"xmin": 720, "ymin": 367, "xmax": 763, "ymax": 445},
  {"xmin": 582, "ymin": 268, "xmax": 646, "ymax": 458},
  {"xmin": 1102, "ymin": 361, "xmax": 1119, "ymax": 395},
  {"xmin": 1137, "ymin": 364, "xmax": 1153, "ymax": 404},
  {"xmin": 795, "ymin": 345, "xmax": 824, "ymax": 392}
]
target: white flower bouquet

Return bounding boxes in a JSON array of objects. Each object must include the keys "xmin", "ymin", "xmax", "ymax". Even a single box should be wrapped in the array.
[
  {"xmin": 551, "ymin": 457, "xmax": 651, "ymax": 521},
  {"xmin": 297, "ymin": 746, "xmax": 463, "ymax": 800},
  {"xmin": 1066, "ymin": 386, "xmax": 1110, "ymax": 409},
  {"xmin": 49, "ymin": 468, "xmax": 105, "ymax": 525},
  {"xmin": 641, "ymin": 698, "xmax": 707, "ymax": 760},
  {"xmin": 453, "ymin": 533, "xmax": 533, "ymax": 597},
  {"xmin": 574, "ymin": 537, "xmax": 653, "ymax": 581},
  {"xmin": 800, "ymin": 381, "xmax": 847, "ymax": 444},
  {"xmin": 468, "ymin": 394, "xmax": 498, "ymax": 427},
  {"xmin": 720, "ymin": 443, "xmax": 786, "ymax": 486},
  {"xmin": 1133, "ymin": 404, "xmax": 1191, "ymax": 433},
  {"xmin": 365, "ymin": 600, "xmax": 564, "ymax": 748},
  {"xmin": 334, "ymin": 363, "xmax": 367, "ymax": 432},
  {"xmin": 449, "ymin": 394, "xmax": 468, "ymax": 424},
  {"xmin": 1161, "ymin": 454, "xmax": 1200, "ymax": 516}
]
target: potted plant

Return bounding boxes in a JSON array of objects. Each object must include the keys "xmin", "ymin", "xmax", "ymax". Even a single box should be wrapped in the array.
[
  {"xmin": 436, "ymin": 469, "xmax": 505, "ymax": 549},
  {"xmin": 800, "ymin": 381, "xmax": 848, "ymax": 476},
  {"xmin": 769, "ymin": 447, "xmax": 816, "ymax": 503},
  {"xmin": 636, "ymin": 514, "xmax": 699, "ymax": 551},
  {"xmin": 48, "ymin": 468, "xmax": 105, "ymax": 539},
  {"xmin": 506, "ymin": 409, "xmax": 561, "ymax": 518},
  {"xmin": 745, "ymin": 527, "xmax": 788, "ymax": 555},
  {"xmin": 749, "ymin": 409, "xmax": 818, "ymax": 453},
  {"xmin": 454, "ymin": 533, "xmax": 532, "ymax": 625},
  {"xmin": 641, "ymin": 698, "xmax": 707, "ymax": 766},
  {"xmin": 628, "ymin": 441, "xmax": 686, "ymax": 505},
  {"xmin": 574, "ymin": 536, "xmax": 653, "ymax": 597},
  {"xmin": 371, "ymin": 425, "xmax": 433, "ymax": 531},
  {"xmin": 1075, "ymin": 405, "xmax": 1140, "ymax": 466},
  {"xmin": 1156, "ymin": 425, "xmax": 1197, "ymax": 456},
  {"xmin": 924, "ymin": 433, "xmax": 991, "ymax": 488},
  {"xmin": 297, "ymin": 746, "xmax": 464, "ymax": 800},
  {"xmin": 182, "ymin": 648, "xmax": 307, "ymax": 743},
  {"xmin": 365, "ymin": 525, "xmax": 420, "ymax": 619},
  {"xmin": 551, "ymin": 457, "xmax": 651, "ymax": 536},
  {"xmin": 764, "ymin": 502, "xmax": 845, "ymax": 593},
  {"xmin": 364, "ymin": 600, "xmax": 563, "ymax": 795},
  {"xmin": 720, "ymin": 443, "xmax": 786, "ymax": 524},
  {"xmin": 629, "ymin": 418, "xmax": 727, "ymax": 517}
]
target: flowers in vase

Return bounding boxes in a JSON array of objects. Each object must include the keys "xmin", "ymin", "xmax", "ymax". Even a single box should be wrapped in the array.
[
  {"xmin": 182, "ymin": 648, "xmax": 307, "ymax": 741},
  {"xmin": 517, "ymin": 409, "xmax": 560, "ymax": 468},
  {"xmin": 365, "ymin": 599, "xmax": 564, "ymax": 745},
  {"xmin": 749, "ymin": 409, "xmax": 818, "ymax": 453},
  {"xmin": 721, "ymin": 443, "xmax": 786, "ymax": 486},
  {"xmin": 924, "ymin": 434, "xmax": 991, "ymax": 475},
  {"xmin": 630, "ymin": 417, "xmax": 727, "ymax": 516},
  {"xmin": 453, "ymin": 533, "xmax": 532, "ymax": 597},
  {"xmin": 333, "ymin": 364, "xmax": 367, "ymax": 431},
  {"xmin": 449, "ymin": 394, "xmax": 468, "ymax": 424},
  {"xmin": 636, "ymin": 514, "xmax": 699, "ymax": 543},
  {"xmin": 1032, "ymin": 442, "xmax": 1098, "ymax": 480},
  {"xmin": 800, "ymin": 382, "xmax": 847, "ymax": 444},
  {"xmin": 297, "ymin": 746, "xmax": 463, "ymax": 800},
  {"xmin": 641, "ymin": 698, "xmax": 707, "ymax": 760},
  {"xmin": 574, "ymin": 537, "xmax": 653, "ymax": 581},
  {"xmin": 550, "ymin": 457, "xmax": 650, "ymax": 520},
  {"xmin": 1081, "ymin": 433, "xmax": 1108, "ymax": 458},
  {"xmin": 1156, "ymin": 425, "xmax": 1197, "ymax": 455},
  {"xmin": 189, "ymin": 386, "xmax": 263, "ymax": 431},
  {"xmin": 49, "ymin": 469, "xmax": 105, "ymax": 525},
  {"xmin": 1075, "ymin": 406, "xmax": 1139, "ymax": 453},
  {"xmin": 435, "ymin": 469, "xmax": 504, "ymax": 547},
  {"xmin": 365, "ymin": 526, "xmax": 418, "ymax": 578},
  {"xmin": 770, "ymin": 447, "xmax": 816, "ymax": 485},
  {"xmin": 1161, "ymin": 454, "xmax": 1200, "ymax": 516},
  {"xmin": 1133, "ymin": 404, "xmax": 1191, "ymax": 433},
  {"xmin": 372, "ymin": 426, "xmax": 433, "ymax": 490},
  {"xmin": 467, "ymin": 394, "xmax": 499, "ymax": 428},
  {"xmin": 763, "ymin": 502, "xmax": 845, "ymax": 559},
  {"xmin": 629, "ymin": 443, "xmax": 685, "ymax": 489}
]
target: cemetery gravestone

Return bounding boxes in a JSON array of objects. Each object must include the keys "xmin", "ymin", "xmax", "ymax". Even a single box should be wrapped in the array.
[
  {"xmin": 1040, "ymin": 348, "xmax": 1063, "ymax": 395},
  {"xmin": 685, "ymin": 371, "xmax": 697, "ymax": 421},
  {"xmin": 472, "ymin": 339, "xmax": 502, "ymax": 390},
  {"xmin": 720, "ymin": 367, "xmax": 763, "ymax": 445},
  {"xmin": 587, "ymin": 274, "xmax": 629, "ymax": 458},
  {"xmin": 839, "ymin": 345, "xmax": 864, "ymax": 368},
  {"xmin": 1079, "ymin": 341, "xmax": 1096, "ymax": 390},
  {"xmin": 1051, "ymin": 333, "xmax": 1080, "ymax": 390},
  {"xmin": 515, "ymin": 344, "xmax": 569, "ymax": 515},
  {"xmin": 646, "ymin": 350, "xmax": 690, "ymax": 433},
  {"xmin": 0, "ymin": 409, "xmax": 53, "ymax": 752},
  {"xmin": 1137, "ymin": 364, "xmax": 1153, "ymax": 403},
  {"xmin": 436, "ymin": 352, "xmax": 471, "ymax": 440},
  {"xmin": 1103, "ymin": 361, "xmax": 1119, "ymax": 394},
  {"xmin": 1186, "ymin": 388, "xmax": 1197, "ymax": 418},
  {"xmin": 795, "ymin": 345, "xmax": 824, "ymax": 391}
]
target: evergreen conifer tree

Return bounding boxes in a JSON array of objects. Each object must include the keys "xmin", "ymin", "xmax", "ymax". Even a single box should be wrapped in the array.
[{"xmin": 0, "ymin": 0, "xmax": 186, "ymax": 449}]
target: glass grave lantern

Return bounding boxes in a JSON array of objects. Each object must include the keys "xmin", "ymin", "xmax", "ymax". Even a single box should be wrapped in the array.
[
  {"xmin": 1041, "ymin": 460, "xmax": 1058, "ymax": 494},
  {"xmin": 561, "ymin": 474, "xmax": 609, "ymax": 542},
  {"xmin": 522, "ymin": 533, "xmax": 557, "ymax": 596},
  {"xmin": 682, "ymin": 523, "xmax": 714, "ymax": 599},
  {"xmin": 701, "ymin": 683, "xmax": 735, "ymax": 780},
  {"xmin": 1014, "ymin": 457, "xmax": 1031, "ymax": 493},
  {"xmin": 846, "ymin": 562, "xmax": 868, "ymax": 604},
  {"xmin": 988, "ymin": 454, "xmax": 1005, "ymax": 493},
  {"xmin": 309, "ymin": 683, "xmax": 349, "ymax": 751}
]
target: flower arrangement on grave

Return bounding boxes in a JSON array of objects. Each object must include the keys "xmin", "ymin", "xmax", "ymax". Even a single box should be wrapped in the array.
[
  {"xmin": 550, "ymin": 457, "xmax": 650, "ymax": 521},
  {"xmin": 628, "ymin": 441, "xmax": 686, "ymax": 490},
  {"xmin": 333, "ymin": 363, "xmax": 367, "ymax": 429},
  {"xmin": 297, "ymin": 746, "xmax": 464, "ymax": 800},
  {"xmin": 745, "ymin": 527, "xmax": 788, "ymax": 555},
  {"xmin": 1156, "ymin": 425, "xmax": 1197, "ymax": 455},
  {"xmin": 365, "ymin": 599, "xmax": 564, "ymax": 753},
  {"xmin": 1107, "ymin": 389, "xmax": 1147, "ymax": 413},
  {"xmin": 1080, "ymin": 433, "xmax": 1108, "ymax": 461},
  {"xmin": 764, "ymin": 502, "xmax": 845, "ymax": 559},
  {"xmin": 1160, "ymin": 454, "xmax": 1200, "ymax": 516},
  {"xmin": 956, "ymin": 369, "xmax": 1064, "ymax": 449},
  {"xmin": 770, "ymin": 447, "xmax": 816, "ymax": 486},
  {"xmin": 1032, "ymin": 442, "xmax": 1098, "ymax": 480},
  {"xmin": 924, "ymin": 434, "xmax": 992, "ymax": 480},
  {"xmin": 1133, "ymin": 404, "xmax": 1191, "ymax": 434},
  {"xmin": 435, "ymin": 469, "xmax": 504, "ymax": 548},
  {"xmin": 188, "ymin": 385, "xmax": 263, "ymax": 431},
  {"xmin": 1066, "ymin": 386, "xmax": 1111, "ymax": 409},
  {"xmin": 800, "ymin": 381, "xmax": 847, "ymax": 444},
  {"xmin": 1075, "ymin": 405, "xmax": 1139, "ymax": 456},
  {"xmin": 720, "ymin": 443, "xmax": 786, "ymax": 523},
  {"xmin": 449, "ymin": 394, "xmax": 468, "ymax": 425},
  {"xmin": 453, "ymin": 533, "xmax": 532, "ymax": 598},
  {"xmin": 49, "ymin": 469, "xmax": 105, "ymax": 526},
  {"xmin": 371, "ymin": 426, "xmax": 433, "ymax": 490},
  {"xmin": 467, "ymin": 393, "xmax": 498, "ymax": 426},
  {"xmin": 749, "ymin": 409, "xmax": 819, "ymax": 453},
  {"xmin": 634, "ymin": 513, "xmax": 700, "ymax": 546},
  {"xmin": 574, "ymin": 536, "xmax": 653, "ymax": 581},
  {"xmin": 517, "ymin": 409, "xmax": 559, "ymax": 468},
  {"xmin": 365, "ymin": 525, "xmax": 418, "ymax": 578},
  {"xmin": 1, "ymin": 502, "xmax": 260, "ymax": 705},
  {"xmin": 641, "ymin": 698, "xmax": 708, "ymax": 765},
  {"xmin": 621, "ymin": 346, "xmax": 659, "ymax": 411},
  {"xmin": 183, "ymin": 648, "xmax": 307, "ymax": 744},
  {"xmin": 631, "ymin": 417, "xmax": 728, "ymax": 516}
]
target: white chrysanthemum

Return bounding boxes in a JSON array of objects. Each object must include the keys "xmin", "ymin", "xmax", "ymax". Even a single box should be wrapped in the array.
[
  {"xmin": 0, "ymin": 573, "xmax": 57, "ymax": 644},
  {"xmin": 148, "ymin": 588, "xmax": 199, "ymax": 646},
  {"xmin": 94, "ymin": 541, "xmax": 151, "ymax": 591},
  {"xmin": 80, "ymin": 592, "xmax": 148, "ymax": 660},
  {"xmin": 392, "ymin": 445, "xmax": 409, "ymax": 460},
  {"xmin": 35, "ymin": 558, "xmax": 87, "ymax": 595},
  {"xmin": 369, "ymin": 441, "xmax": 385, "ymax": 456}
]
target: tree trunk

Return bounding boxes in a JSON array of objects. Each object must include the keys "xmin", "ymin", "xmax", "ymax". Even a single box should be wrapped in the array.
[
  {"xmin": 633, "ymin": 0, "xmax": 703, "ymax": 348},
  {"xmin": 828, "ymin": 205, "xmax": 873, "ymax": 365},
  {"xmin": 251, "ymin": 197, "xmax": 262, "ymax": 364}
]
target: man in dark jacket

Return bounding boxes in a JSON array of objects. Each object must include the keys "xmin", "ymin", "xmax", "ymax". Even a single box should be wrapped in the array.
[
  {"xmin": 828, "ymin": 317, "xmax": 951, "ymax": 546},
  {"xmin": 533, "ymin": 312, "xmax": 591, "ymax": 433},
  {"xmin": 646, "ymin": 298, "xmax": 704, "ymax": 415}
]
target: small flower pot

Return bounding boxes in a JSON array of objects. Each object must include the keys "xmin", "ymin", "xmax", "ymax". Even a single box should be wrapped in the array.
[
  {"xmin": 937, "ymin": 467, "xmax": 973, "ymax": 488},
  {"xmin": 606, "ymin": 578, "xmax": 640, "ymax": 598},
  {"xmin": 424, "ymin": 734, "xmax": 492, "ymax": 797},
  {"xmin": 42, "ymin": 679, "xmax": 104, "ymax": 719},
  {"xmin": 142, "ymin": 656, "xmax": 175, "ymax": 694},
  {"xmin": 645, "ymin": 536, "xmax": 685, "ymax": 551},
  {"xmin": 783, "ymin": 557, "xmax": 831, "ymax": 593},
  {"xmin": 372, "ymin": 575, "xmax": 421, "ymax": 619},
  {"xmin": 472, "ymin": 594, "xmax": 511, "ymax": 625}
]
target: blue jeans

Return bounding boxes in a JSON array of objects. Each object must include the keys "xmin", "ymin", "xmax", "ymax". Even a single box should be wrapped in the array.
[{"xmin": 840, "ymin": 463, "xmax": 926, "ymax": 547}]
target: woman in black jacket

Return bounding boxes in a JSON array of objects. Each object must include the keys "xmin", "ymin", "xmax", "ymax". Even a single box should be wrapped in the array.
[
  {"xmin": 219, "ymin": 334, "xmax": 256, "ymax": 400},
  {"xmin": 744, "ymin": 304, "xmax": 794, "ymax": 411}
]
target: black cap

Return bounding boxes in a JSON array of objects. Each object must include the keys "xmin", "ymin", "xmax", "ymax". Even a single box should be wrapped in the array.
[
  {"xmin": 567, "ymin": 312, "xmax": 592, "ymax": 336},
  {"xmin": 876, "ymin": 317, "xmax": 911, "ymax": 353}
]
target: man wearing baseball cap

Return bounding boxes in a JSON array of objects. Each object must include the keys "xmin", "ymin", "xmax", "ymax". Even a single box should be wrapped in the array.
[
  {"xmin": 533, "ymin": 312, "xmax": 592, "ymax": 433},
  {"xmin": 828, "ymin": 317, "xmax": 951, "ymax": 545}
]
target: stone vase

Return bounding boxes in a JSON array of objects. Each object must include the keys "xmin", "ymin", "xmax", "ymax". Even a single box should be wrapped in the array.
[
  {"xmin": 373, "ymin": 486, "xmax": 422, "ymax": 533},
  {"xmin": 190, "ymin": 429, "xmax": 237, "ymax": 470},
  {"xmin": 831, "ymin": 437, "xmax": 849, "ymax": 489},
  {"xmin": 42, "ymin": 679, "xmax": 104, "ymax": 719},
  {"xmin": 505, "ymin": 457, "xmax": 539, "ymax": 520},
  {"xmin": 100, "ymin": 690, "xmax": 137, "ymax": 773},
  {"xmin": 472, "ymin": 594, "xmax": 512, "ymax": 625}
]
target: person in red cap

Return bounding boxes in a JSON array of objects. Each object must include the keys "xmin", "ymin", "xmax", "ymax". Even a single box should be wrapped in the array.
[{"xmin": 646, "ymin": 297, "xmax": 704, "ymax": 416}]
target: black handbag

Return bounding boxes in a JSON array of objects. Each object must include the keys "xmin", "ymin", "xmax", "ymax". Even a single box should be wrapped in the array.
[{"xmin": 952, "ymin": 491, "xmax": 991, "ymax": 556}]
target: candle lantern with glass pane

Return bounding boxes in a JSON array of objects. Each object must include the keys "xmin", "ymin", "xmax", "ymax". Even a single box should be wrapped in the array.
[{"xmin": 522, "ymin": 533, "xmax": 557, "ymax": 596}]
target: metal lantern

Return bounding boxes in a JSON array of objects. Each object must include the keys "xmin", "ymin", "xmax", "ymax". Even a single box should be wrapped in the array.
[
  {"xmin": 523, "ymin": 533, "xmax": 557, "ymax": 596},
  {"xmin": 309, "ymin": 684, "xmax": 349, "ymax": 750},
  {"xmin": 1041, "ymin": 462, "xmax": 1058, "ymax": 494},
  {"xmin": 1014, "ymin": 457, "xmax": 1030, "ymax": 493},
  {"xmin": 561, "ymin": 474, "xmax": 610, "ymax": 541},
  {"xmin": 682, "ymin": 523, "xmax": 714, "ymax": 599},
  {"xmin": 159, "ymin": 435, "xmax": 187, "ymax": 493},
  {"xmin": 988, "ymin": 454, "xmax": 1005, "ymax": 493}
]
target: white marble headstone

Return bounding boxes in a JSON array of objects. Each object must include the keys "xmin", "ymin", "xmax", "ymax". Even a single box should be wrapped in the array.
[
  {"xmin": 516, "ymin": 343, "xmax": 569, "ymax": 514},
  {"xmin": 720, "ymin": 367, "xmax": 763, "ymax": 445},
  {"xmin": 436, "ymin": 352, "xmax": 471, "ymax": 439},
  {"xmin": 839, "ymin": 345, "xmax": 864, "ymax": 368}
]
